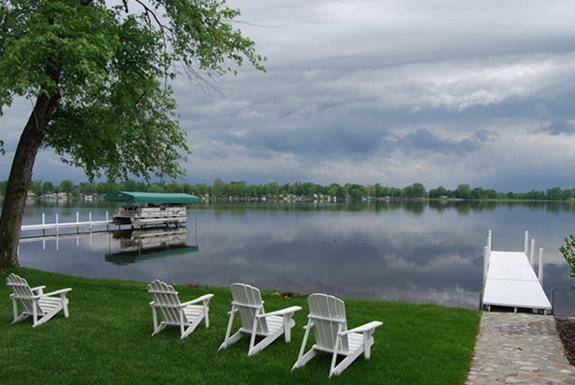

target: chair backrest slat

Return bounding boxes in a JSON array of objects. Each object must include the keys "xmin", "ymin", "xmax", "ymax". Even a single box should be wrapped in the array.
[
  {"xmin": 230, "ymin": 283, "xmax": 268, "ymax": 334},
  {"xmin": 307, "ymin": 293, "xmax": 349, "ymax": 352},
  {"xmin": 6, "ymin": 274, "xmax": 42, "ymax": 314},
  {"xmin": 148, "ymin": 280, "xmax": 185, "ymax": 323}
]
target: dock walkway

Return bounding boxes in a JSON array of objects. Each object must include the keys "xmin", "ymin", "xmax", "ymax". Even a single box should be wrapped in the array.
[{"xmin": 482, "ymin": 230, "xmax": 552, "ymax": 313}]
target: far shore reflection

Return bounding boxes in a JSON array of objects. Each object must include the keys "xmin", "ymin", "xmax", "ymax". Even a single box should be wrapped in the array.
[{"xmin": 104, "ymin": 227, "xmax": 198, "ymax": 265}]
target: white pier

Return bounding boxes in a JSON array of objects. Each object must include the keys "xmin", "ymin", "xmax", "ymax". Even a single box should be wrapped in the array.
[
  {"xmin": 482, "ymin": 230, "xmax": 552, "ymax": 314},
  {"xmin": 20, "ymin": 212, "xmax": 114, "ymax": 236}
]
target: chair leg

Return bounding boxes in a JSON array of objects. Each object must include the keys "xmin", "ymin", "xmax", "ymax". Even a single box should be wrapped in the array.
[
  {"xmin": 180, "ymin": 315, "xmax": 203, "ymax": 340},
  {"xmin": 151, "ymin": 307, "xmax": 165, "ymax": 336},
  {"xmin": 292, "ymin": 321, "xmax": 314, "ymax": 370},
  {"xmin": 11, "ymin": 299, "xmax": 28, "ymax": 324},
  {"xmin": 32, "ymin": 313, "xmax": 54, "ymax": 327},
  {"xmin": 248, "ymin": 315, "xmax": 259, "ymax": 355},
  {"xmin": 11, "ymin": 313, "xmax": 29, "ymax": 324},
  {"xmin": 221, "ymin": 330, "xmax": 244, "ymax": 350},
  {"xmin": 293, "ymin": 349, "xmax": 318, "ymax": 370},
  {"xmin": 219, "ymin": 308, "xmax": 239, "ymax": 350},
  {"xmin": 32, "ymin": 307, "xmax": 61, "ymax": 327},
  {"xmin": 62, "ymin": 296, "xmax": 70, "ymax": 318},
  {"xmin": 330, "ymin": 332, "xmax": 371, "ymax": 377},
  {"xmin": 248, "ymin": 328, "xmax": 285, "ymax": 356},
  {"xmin": 32, "ymin": 301, "xmax": 39, "ymax": 327},
  {"xmin": 283, "ymin": 315, "xmax": 294, "ymax": 342},
  {"xmin": 330, "ymin": 349, "xmax": 363, "ymax": 378},
  {"xmin": 363, "ymin": 334, "xmax": 375, "ymax": 359},
  {"xmin": 178, "ymin": 308, "xmax": 186, "ymax": 338},
  {"xmin": 203, "ymin": 304, "xmax": 210, "ymax": 328}
]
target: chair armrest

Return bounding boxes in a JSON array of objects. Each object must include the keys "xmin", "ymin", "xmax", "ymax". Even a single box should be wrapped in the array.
[
  {"xmin": 149, "ymin": 302, "xmax": 188, "ymax": 309},
  {"xmin": 41, "ymin": 288, "xmax": 72, "ymax": 297},
  {"xmin": 181, "ymin": 293, "xmax": 214, "ymax": 306},
  {"xmin": 341, "ymin": 321, "xmax": 383, "ymax": 335},
  {"xmin": 258, "ymin": 306, "xmax": 302, "ymax": 318},
  {"xmin": 31, "ymin": 285, "xmax": 46, "ymax": 294}
]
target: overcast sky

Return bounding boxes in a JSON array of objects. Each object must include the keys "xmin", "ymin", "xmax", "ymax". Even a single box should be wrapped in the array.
[{"xmin": 2, "ymin": 0, "xmax": 575, "ymax": 192}]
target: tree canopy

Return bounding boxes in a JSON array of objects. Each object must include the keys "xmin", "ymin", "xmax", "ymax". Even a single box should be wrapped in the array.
[
  {"xmin": 3, "ymin": 177, "xmax": 574, "ymax": 203},
  {"xmin": 0, "ymin": 0, "xmax": 266, "ymax": 271},
  {"xmin": 0, "ymin": 0, "xmax": 265, "ymax": 180}
]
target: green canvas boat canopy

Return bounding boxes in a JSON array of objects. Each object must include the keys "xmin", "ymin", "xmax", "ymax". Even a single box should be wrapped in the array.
[{"xmin": 104, "ymin": 191, "xmax": 199, "ymax": 204}]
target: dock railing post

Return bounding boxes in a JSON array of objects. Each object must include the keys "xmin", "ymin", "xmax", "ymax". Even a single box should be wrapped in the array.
[
  {"xmin": 483, "ymin": 246, "xmax": 490, "ymax": 286},
  {"xmin": 524, "ymin": 230, "xmax": 529, "ymax": 254},
  {"xmin": 484, "ymin": 230, "xmax": 491, "ymax": 286},
  {"xmin": 530, "ymin": 239, "xmax": 535, "ymax": 266},
  {"xmin": 538, "ymin": 248, "xmax": 544, "ymax": 285}
]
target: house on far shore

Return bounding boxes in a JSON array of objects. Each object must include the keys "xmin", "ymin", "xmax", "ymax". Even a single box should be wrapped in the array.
[{"xmin": 42, "ymin": 192, "xmax": 68, "ymax": 200}]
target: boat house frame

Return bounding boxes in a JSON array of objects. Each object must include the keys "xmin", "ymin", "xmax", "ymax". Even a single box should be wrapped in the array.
[{"xmin": 104, "ymin": 192, "xmax": 198, "ymax": 228}]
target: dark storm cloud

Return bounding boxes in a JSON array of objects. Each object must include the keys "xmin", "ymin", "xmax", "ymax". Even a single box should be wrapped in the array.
[
  {"xmin": 538, "ymin": 121, "xmax": 575, "ymax": 136},
  {"xmin": 398, "ymin": 128, "xmax": 496, "ymax": 155},
  {"xmin": 221, "ymin": 124, "xmax": 392, "ymax": 161}
]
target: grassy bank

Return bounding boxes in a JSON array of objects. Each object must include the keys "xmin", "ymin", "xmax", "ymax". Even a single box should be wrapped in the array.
[{"xmin": 1, "ymin": 268, "xmax": 480, "ymax": 385}]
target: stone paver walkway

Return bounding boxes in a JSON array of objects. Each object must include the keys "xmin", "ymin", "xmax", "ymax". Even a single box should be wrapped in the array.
[{"xmin": 467, "ymin": 312, "xmax": 575, "ymax": 385}]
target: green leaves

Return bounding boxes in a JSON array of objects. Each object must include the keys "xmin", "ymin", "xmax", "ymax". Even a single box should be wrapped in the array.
[
  {"xmin": 0, "ymin": 0, "xmax": 266, "ymax": 181},
  {"xmin": 560, "ymin": 235, "xmax": 575, "ymax": 281}
]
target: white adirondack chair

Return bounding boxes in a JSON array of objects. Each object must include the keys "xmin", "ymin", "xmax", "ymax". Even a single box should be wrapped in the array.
[
  {"xmin": 6, "ymin": 273, "xmax": 72, "ymax": 327},
  {"xmin": 219, "ymin": 283, "xmax": 302, "ymax": 356},
  {"xmin": 292, "ymin": 293, "xmax": 383, "ymax": 377},
  {"xmin": 147, "ymin": 279, "xmax": 214, "ymax": 339}
]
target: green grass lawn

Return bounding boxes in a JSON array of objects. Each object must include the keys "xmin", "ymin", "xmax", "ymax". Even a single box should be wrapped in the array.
[{"xmin": 1, "ymin": 268, "xmax": 480, "ymax": 385}]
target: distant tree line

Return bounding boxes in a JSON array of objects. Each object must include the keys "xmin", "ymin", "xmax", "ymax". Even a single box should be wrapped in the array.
[{"xmin": 0, "ymin": 178, "xmax": 574, "ymax": 202}]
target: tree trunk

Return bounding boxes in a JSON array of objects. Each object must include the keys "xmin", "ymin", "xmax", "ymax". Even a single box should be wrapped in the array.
[{"xmin": 0, "ymin": 91, "xmax": 60, "ymax": 272}]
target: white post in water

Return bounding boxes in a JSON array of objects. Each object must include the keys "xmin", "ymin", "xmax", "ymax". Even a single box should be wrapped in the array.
[
  {"xmin": 484, "ymin": 230, "xmax": 492, "ymax": 284},
  {"xmin": 55, "ymin": 213, "xmax": 59, "ymax": 236},
  {"xmin": 42, "ymin": 213, "xmax": 46, "ymax": 236},
  {"xmin": 483, "ymin": 245, "xmax": 490, "ymax": 285},
  {"xmin": 524, "ymin": 230, "xmax": 529, "ymax": 254},
  {"xmin": 530, "ymin": 239, "xmax": 535, "ymax": 266},
  {"xmin": 538, "ymin": 248, "xmax": 544, "ymax": 285},
  {"xmin": 89, "ymin": 212, "xmax": 93, "ymax": 232},
  {"xmin": 76, "ymin": 212, "xmax": 80, "ymax": 233}
]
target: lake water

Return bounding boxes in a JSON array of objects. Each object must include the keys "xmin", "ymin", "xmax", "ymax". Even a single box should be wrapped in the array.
[{"xmin": 13, "ymin": 200, "xmax": 575, "ymax": 317}]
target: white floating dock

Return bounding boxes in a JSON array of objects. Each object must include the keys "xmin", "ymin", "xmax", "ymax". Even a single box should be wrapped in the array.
[{"xmin": 482, "ymin": 230, "xmax": 552, "ymax": 314}]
